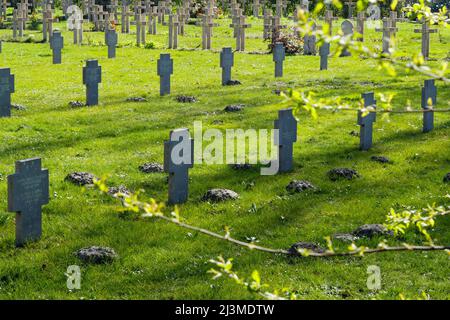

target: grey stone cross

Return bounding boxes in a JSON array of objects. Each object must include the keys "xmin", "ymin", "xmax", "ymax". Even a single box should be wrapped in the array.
[
  {"xmin": 324, "ymin": 10, "xmax": 338, "ymax": 36},
  {"xmin": 319, "ymin": 42, "xmax": 330, "ymax": 70},
  {"xmin": 157, "ymin": 53, "xmax": 173, "ymax": 96},
  {"xmin": 83, "ymin": 59, "xmax": 102, "ymax": 106},
  {"xmin": 273, "ymin": 42, "xmax": 285, "ymax": 77},
  {"xmin": 50, "ymin": 29, "xmax": 63, "ymax": 64},
  {"xmin": 8, "ymin": 158, "xmax": 49, "ymax": 247},
  {"xmin": 105, "ymin": 28, "xmax": 117, "ymax": 58},
  {"xmin": 344, "ymin": 0, "xmax": 355, "ymax": 18},
  {"xmin": 358, "ymin": 92, "xmax": 376, "ymax": 150},
  {"xmin": 164, "ymin": 128, "xmax": 194, "ymax": 204},
  {"xmin": 0, "ymin": 68, "xmax": 15, "ymax": 118},
  {"xmin": 356, "ymin": 11, "xmax": 365, "ymax": 41},
  {"xmin": 375, "ymin": 18, "xmax": 398, "ymax": 54},
  {"xmin": 274, "ymin": 108, "xmax": 297, "ymax": 173},
  {"xmin": 414, "ymin": 18, "xmax": 437, "ymax": 59},
  {"xmin": 303, "ymin": 21, "xmax": 319, "ymax": 55},
  {"xmin": 220, "ymin": 47, "xmax": 234, "ymax": 85},
  {"xmin": 168, "ymin": 14, "xmax": 179, "ymax": 49},
  {"xmin": 421, "ymin": 79, "xmax": 437, "ymax": 133}
]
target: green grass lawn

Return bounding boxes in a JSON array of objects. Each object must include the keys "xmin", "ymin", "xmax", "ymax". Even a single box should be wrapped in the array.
[{"xmin": 0, "ymin": 15, "xmax": 449, "ymax": 299}]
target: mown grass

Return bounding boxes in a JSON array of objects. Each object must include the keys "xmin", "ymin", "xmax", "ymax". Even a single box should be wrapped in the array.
[{"xmin": 0, "ymin": 14, "xmax": 449, "ymax": 299}]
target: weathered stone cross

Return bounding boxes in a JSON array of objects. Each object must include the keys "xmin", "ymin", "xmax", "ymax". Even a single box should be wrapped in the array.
[
  {"xmin": 421, "ymin": 79, "xmax": 437, "ymax": 133},
  {"xmin": 324, "ymin": 9, "xmax": 338, "ymax": 36},
  {"xmin": 8, "ymin": 158, "xmax": 49, "ymax": 247},
  {"xmin": 50, "ymin": 29, "xmax": 63, "ymax": 64},
  {"xmin": 168, "ymin": 14, "xmax": 179, "ymax": 49},
  {"xmin": 414, "ymin": 18, "xmax": 437, "ymax": 59},
  {"xmin": 83, "ymin": 59, "xmax": 102, "ymax": 106},
  {"xmin": 230, "ymin": 11, "xmax": 251, "ymax": 51},
  {"xmin": 220, "ymin": 47, "xmax": 234, "ymax": 85},
  {"xmin": 274, "ymin": 108, "xmax": 297, "ymax": 173},
  {"xmin": 0, "ymin": 68, "xmax": 14, "ymax": 118},
  {"xmin": 157, "ymin": 53, "xmax": 173, "ymax": 96},
  {"xmin": 273, "ymin": 42, "xmax": 285, "ymax": 77},
  {"xmin": 358, "ymin": 92, "xmax": 377, "ymax": 151},
  {"xmin": 375, "ymin": 18, "xmax": 398, "ymax": 54},
  {"xmin": 201, "ymin": 12, "xmax": 218, "ymax": 50},
  {"xmin": 105, "ymin": 28, "xmax": 118, "ymax": 58},
  {"xmin": 319, "ymin": 42, "xmax": 330, "ymax": 70},
  {"xmin": 356, "ymin": 11, "xmax": 365, "ymax": 41},
  {"xmin": 164, "ymin": 128, "xmax": 194, "ymax": 204}
]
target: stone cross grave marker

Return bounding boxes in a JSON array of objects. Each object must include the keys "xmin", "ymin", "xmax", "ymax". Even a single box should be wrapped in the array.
[
  {"xmin": 105, "ymin": 28, "xmax": 117, "ymax": 58},
  {"xmin": 16, "ymin": 7, "xmax": 26, "ymax": 38},
  {"xmin": 270, "ymin": 15, "xmax": 287, "ymax": 43},
  {"xmin": 157, "ymin": 53, "xmax": 173, "ymax": 96},
  {"xmin": 8, "ymin": 158, "xmax": 49, "ymax": 247},
  {"xmin": 345, "ymin": 0, "xmax": 355, "ymax": 18},
  {"xmin": 12, "ymin": 9, "xmax": 18, "ymax": 39},
  {"xmin": 421, "ymin": 79, "xmax": 437, "ymax": 133},
  {"xmin": 201, "ymin": 12, "xmax": 218, "ymax": 50},
  {"xmin": 252, "ymin": 0, "xmax": 260, "ymax": 18},
  {"xmin": 375, "ymin": 18, "xmax": 397, "ymax": 54},
  {"xmin": 70, "ymin": 10, "xmax": 83, "ymax": 45},
  {"xmin": 319, "ymin": 42, "xmax": 330, "ymax": 70},
  {"xmin": 148, "ymin": 6, "xmax": 158, "ymax": 34},
  {"xmin": 83, "ymin": 60, "xmax": 102, "ymax": 106},
  {"xmin": 1, "ymin": 0, "xmax": 11, "ymax": 20},
  {"xmin": 220, "ymin": 47, "xmax": 234, "ymax": 85},
  {"xmin": 356, "ymin": 11, "xmax": 365, "ymax": 41},
  {"xmin": 324, "ymin": 9, "xmax": 338, "ymax": 36},
  {"xmin": 176, "ymin": 6, "xmax": 187, "ymax": 35},
  {"xmin": 358, "ymin": 92, "xmax": 376, "ymax": 151},
  {"xmin": 274, "ymin": 109, "xmax": 297, "ymax": 173},
  {"xmin": 273, "ymin": 42, "xmax": 285, "ymax": 77},
  {"xmin": 157, "ymin": 0, "xmax": 166, "ymax": 23},
  {"xmin": 43, "ymin": 5, "xmax": 57, "ymax": 42},
  {"xmin": 168, "ymin": 14, "xmax": 179, "ymax": 49},
  {"xmin": 132, "ymin": 13, "xmax": 147, "ymax": 46},
  {"xmin": 121, "ymin": 3, "xmax": 132, "ymax": 33},
  {"xmin": 0, "ymin": 68, "xmax": 14, "ymax": 118},
  {"xmin": 230, "ymin": 11, "xmax": 251, "ymax": 51},
  {"xmin": 414, "ymin": 18, "xmax": 437, "ymax": 59},
  {"xmin": 50, "ymin": 29, "xmax": 63, "ymax": 64},
  {"xmin": 300, "ymin": 0, "xmax": 309, "ymax": 12},
  {"xmin": 263, "ymin": 8, "xmax": 272, "ymax": 39},
  {"xmin": 107, "ymin": 0, "xmax": 119, "ymax": 22},
  {"xmin": 164, "ymin": 128, "xmax": 194, "ymax": 204},
  {"xmin": 275, "ymin": 0, "xmax": 287, "ymax": 17},
  {"xmin": 340, "ymin": 20, "xmax": 353, "ymax": 57},
  {"xmin": 303, "ymin": 21, "xmax": 319, "ymax": 55}
]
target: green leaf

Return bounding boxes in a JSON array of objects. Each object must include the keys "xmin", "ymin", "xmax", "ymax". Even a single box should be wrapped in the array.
[
  {"xmin": 251, "ymin": 270, "xmax": 261, "ymax": 285},
  {"xmin": 391, "ymin": 0, "xmax": 398, "ymax": 11}
]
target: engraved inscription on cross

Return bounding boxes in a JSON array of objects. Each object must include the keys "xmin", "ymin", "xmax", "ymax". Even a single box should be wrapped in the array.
[{"xmin": 8, "ymin": 158, "xmax": 49, "ymax": 247}]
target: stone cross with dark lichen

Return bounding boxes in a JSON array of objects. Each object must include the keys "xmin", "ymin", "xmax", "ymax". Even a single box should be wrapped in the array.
[{"xmin": 8, "ymin": 158, "xmax": 49, "ymax": 247}]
